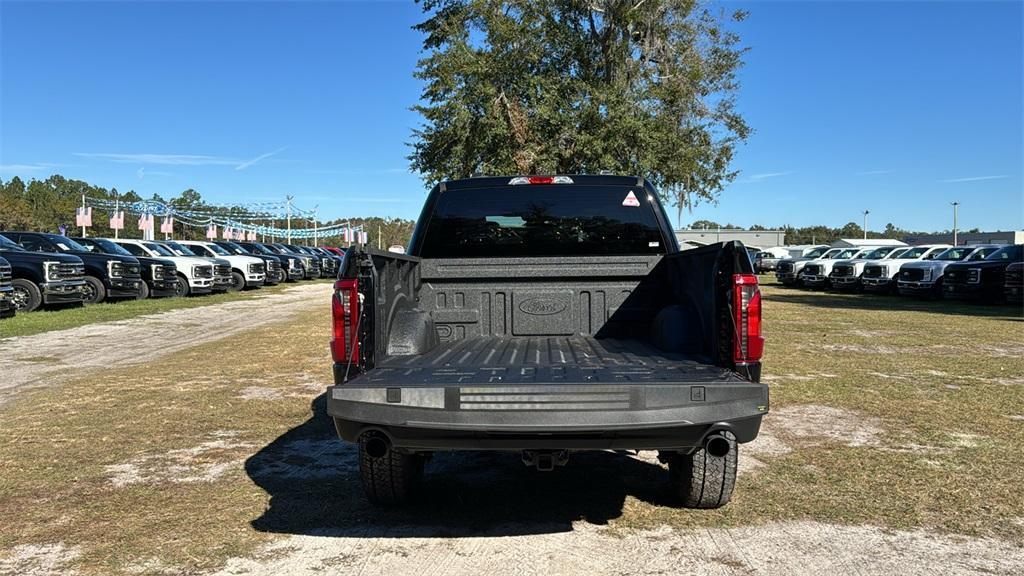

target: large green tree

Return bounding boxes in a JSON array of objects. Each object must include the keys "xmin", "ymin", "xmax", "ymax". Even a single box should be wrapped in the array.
[{"xmin": 409, "ymin": 0, "xmax": 751, "ymax": 212}]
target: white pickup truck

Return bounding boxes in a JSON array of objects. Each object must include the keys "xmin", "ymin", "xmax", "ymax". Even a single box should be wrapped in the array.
[
  {"xmin": 179, "ymin": 240, "xmax": 266, "ymax": 291},
  {"xmin": 110, "ymin": 239, "xmax": 215, "ymax": 296},
  {"xmin": 797, "ymin": 247, "xmax": 868, "ymax": 288},
  {"xmin": 775, "ymin": 247, "xmax": 843, "ymax": 286},
  {"xmin": 828, "ymin": 246, "xmax": 910, "ymax": 291},
  {"xmin": 859, "ymin": 244, "xmax": 952, "ymax": 293}
]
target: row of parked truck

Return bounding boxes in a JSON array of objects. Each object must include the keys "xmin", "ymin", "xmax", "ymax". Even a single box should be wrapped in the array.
[
  {"xmin": 765, "ymin": 243, "xmax": 1023, "ymax": 303},
  {"xmin": 0, "ymin": 231, "xmax": 347, "ymax": 317}
]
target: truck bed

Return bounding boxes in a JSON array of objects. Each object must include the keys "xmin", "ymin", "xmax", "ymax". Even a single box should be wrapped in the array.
[{"xmin": 368, "ymin": 335, "xmax": 741, "ymax": 387}]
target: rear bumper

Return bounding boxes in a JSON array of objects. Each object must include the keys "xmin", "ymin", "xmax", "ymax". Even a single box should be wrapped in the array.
[{"xmin": 327, "ymin": 380, "xmax": 769, "ymax": 451}]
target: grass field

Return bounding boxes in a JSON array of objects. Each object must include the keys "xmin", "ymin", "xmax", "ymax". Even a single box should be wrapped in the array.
[
  {"xmin": 0, "ymin": 278, "xmax": 1021, "ymax": 574},
  {"xmin": 0, "ymin": 279, "xmax": 333, "ymax": 339}
]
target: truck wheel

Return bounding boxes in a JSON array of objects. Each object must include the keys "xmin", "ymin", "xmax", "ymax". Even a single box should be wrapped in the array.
[
  {"xmin": 668, "ymin": 431, "xmax": 738, "ymax": 509},
  {"xmin": 10, "ymin": 279, "xmax": 42, "ymax": 312},
  {"xmin": 277, "ymin": 269, "xmax": 288, "ymax": 284},
  {"xmin": 358, "ymin": 433, "xmax": 423, "ymax": 505},
  {"xmin": 135, "ymin": 281, "xmax": 150, "ymax": 300},
  {"xmin": 83, "ymin": 276, "xmax": 106, "ymax": 304},
  {"xmin": 174, "ymin": 275, "xmax": 191, "ymax": 297},
  {"xmin": 228, "ymin": 271, "xmax": 245, "ymax": 292}
]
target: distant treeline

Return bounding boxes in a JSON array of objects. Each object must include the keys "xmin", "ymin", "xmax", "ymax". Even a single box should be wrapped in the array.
[
  {"xmin": 0, "ymin": 174, "xmax": 416, "ymax": 247},
  {"xmin": 684, "ymin": 220, "xmax": 977, "ymax": 246}
]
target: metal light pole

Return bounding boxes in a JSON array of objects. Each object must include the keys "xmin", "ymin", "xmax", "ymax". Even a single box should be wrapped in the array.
[
  {"xmin": 286, "ymin": 195, "xmax": 293, "ymax": 243},
  {"xmin": 951, "ymin": 201, "xmax": 959, "ymax": 245},
  {"xmin": 862, "ymin": 210, "xmax": 869, "ymax": 240}
]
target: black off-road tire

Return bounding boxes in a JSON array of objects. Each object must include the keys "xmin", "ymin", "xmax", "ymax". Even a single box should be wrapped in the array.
[
  {"xmin": 174, "ymin": 275, "xmax": 191, "ymax": 297},
  {"xmin": 83, "ymin": 276, "xmax": 106, "ymax": 304},
  {"xmin": 136, "ymin": 281, "xmax": 150, "ymax": 300},
  {"xmin": 358, "ymin": 434, "xmax": 423, "ymax": 506},
  {"xmin": 10, "ymin": 278, "xmax": 42, "ymax": 312},
  {"xmin": 228, "ymin": 271, "xmax": 245, "ymax": 292},
  {"xmin": 668, "ymin": 431, "xmax": 738, "ymax": 509}
]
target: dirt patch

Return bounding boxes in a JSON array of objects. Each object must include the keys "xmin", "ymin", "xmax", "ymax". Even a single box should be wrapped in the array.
[
  {"xmin": 205, "ymin": 521, "xmax": 1024, "ymax": 576},
  {"xmin": 105, "ymin": 431, "xmax": 256, "ymax": 487},
  {"xmin": 0, "ymin": 282, "xmax": 331, "ymax": 408},
  {"xmin": 238, "ymin": 386, "xmax": 285, "ymax": 401},
  {"xmin": 817, "ymin": 343, "xmax": 899, "ymax": 355},
  {"xmin": 769, "ymin": 404, "xmax": 884, "ymax": 447},
  {"xmin": 0, "ymin": 543, "xmax": 81, "ymax": 576}
]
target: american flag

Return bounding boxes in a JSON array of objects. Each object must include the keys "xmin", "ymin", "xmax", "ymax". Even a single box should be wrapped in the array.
[{"xmin": 109, "ymin": 211, "xmax": 124, "ymax": 230}]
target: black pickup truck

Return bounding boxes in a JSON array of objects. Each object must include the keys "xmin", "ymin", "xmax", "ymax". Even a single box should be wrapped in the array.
[
  {"xmin": 72, "ymin": 237, "xmax": 179, "ymax": 299},
  {"xmin": 943, "ymin": 244, "xmax": 1023, "ymax": 303},
  {"xmin": 0, "ymin": 256, "xmax": 14, "ymax": 318},
  {"xmin": 327, "ymin": 175, "xmax": 767, "ymax": 508},
  {"xmin": 1, "ymin": 232, "xmax": 143, "ymax": 303},
  {"xmin": 0, "ymin": 233, "xmax": 87, "ymax": 312}
]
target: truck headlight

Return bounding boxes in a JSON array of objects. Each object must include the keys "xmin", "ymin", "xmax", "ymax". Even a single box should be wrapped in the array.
[
  {"xmin": 44, "ymin": 261, "xmax": 60, "ymax": 282},
  {"xmin": 921, "ymin": 269, "xmax": 932, "ymax": 281},
  {"xmin": 108, "ymin": 260, "xmax": 124, "ymax": 278}
]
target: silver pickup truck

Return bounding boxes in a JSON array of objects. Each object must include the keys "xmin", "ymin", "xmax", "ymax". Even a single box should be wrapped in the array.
[{"xmin": 896, "ymin": 245, "xmax": 1003, "ymax": 297}]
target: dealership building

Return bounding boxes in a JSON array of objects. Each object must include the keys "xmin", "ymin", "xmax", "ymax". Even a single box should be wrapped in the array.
[
  {"xmin": 902, "ymin": 230, "xmax": 1023, "ymax": 246},
  {"xmin": 675, "ymin": 229, "xmax": 786, "ymax": 249}
]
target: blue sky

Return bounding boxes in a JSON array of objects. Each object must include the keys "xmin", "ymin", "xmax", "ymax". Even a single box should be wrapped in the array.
[{"xmin": 1, "ymin": 0, "xmax": 1021, "ymax": 232}]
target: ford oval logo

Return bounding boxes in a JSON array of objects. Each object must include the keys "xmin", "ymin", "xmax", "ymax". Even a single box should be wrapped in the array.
[{"xmin": 519, "ymin": 298, "xmax": 566, "ymax": 315}]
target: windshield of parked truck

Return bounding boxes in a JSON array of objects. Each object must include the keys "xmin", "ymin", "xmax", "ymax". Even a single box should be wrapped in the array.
[
  {"xmin": 984, "ymin": 245, "xmax": 1023, "ymax": 261},
  {"xmin": 203, "ymin": 243, "xmax": 231, "ymax": 256},
  {"xmin": 163, "ymin": 241, "xmax": 198, "ymax": 257},
  {"xmin": 935, "ymin": 247, "xmax": 972, "ymax": 260},
  {"xmin": 218, "ymin": 242, "xmax": 247, "ymax": 255},
  {"xmin": 0, "ymin": 235, "xmax": 26, "ymax": 251},
  {"xmin": 966, "ymin": 247, "xmax": 996, "ymax": 260},
  {"xmin": 832, "ymin": 249, "xmax": 859, "ymax": 259},
  {"xmin": 142, "ymin": 242, "xmax": 175, "ymax": 257},
  {"xmin": 83, "ymin": 238, "xmax": 133, "ymax": 256},
  {"xmin": 863, "ymin": 247, "xmax": 896, "ymax": 259},
  {"xmin": 803, "ymin": 248, "xmax": 827, "ymax": 258},
  {"xmin": 245, "ymin": 243, "xmax": 275, "ymax": 255},
  {"xmin": 44, "ymin": 235, "xmax": 90, "ymax": 253},
  {"xmin": 899, "ymin": 247, "xmax": 931, "ymax": 260},
  {"xmin": 886, "ymin": 248, "xmax": 910, "ymax": 258},
  {"xmin": 416, "ymin": 185, "xmax": 667, "ymax": 258}
]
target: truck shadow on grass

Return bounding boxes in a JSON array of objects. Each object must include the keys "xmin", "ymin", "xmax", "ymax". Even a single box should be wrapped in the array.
[
  {"xmin": 767, "ymin": 288, "xmax": 1024, "ymax": 319},
  {"xmin": 245, "ymin": 395, "xmax": 677, "ymax": 538}
]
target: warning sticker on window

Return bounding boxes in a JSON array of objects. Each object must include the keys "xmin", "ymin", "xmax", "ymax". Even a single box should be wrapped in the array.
[{"xmin": 622, "ymin": 190, "xmax": 640, "ymax": 207}]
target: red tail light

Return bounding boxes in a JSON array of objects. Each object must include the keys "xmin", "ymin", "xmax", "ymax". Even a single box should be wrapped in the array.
[
  {"xmin": 331, "ymin": 279, "xmax": 360, "ymax": 364},
  {"xmin": 733, "ymin": 274, "xmax": 764, "ymax": 364}
]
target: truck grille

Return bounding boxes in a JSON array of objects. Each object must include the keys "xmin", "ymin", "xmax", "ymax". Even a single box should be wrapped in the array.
[
  {"xmin": 900, "ymin": 268, "xmax": 924, "ymax": 282},
  {"xmin": 864, "ymin": 265, "xmax": 885, "ymax": 278},
  {"xmin": 0, "ymin": 263, "xmax": 11, "ymax": 288},
  {"xmin": 1006, "ymin": 267, "xmax": 1023, "ymax": 287},
  {"xmin": 945, "ymin": 269, "xmax": 979, "ymax": 284},
  {"xmin": 803, "ymin": 264, "xmax": 822, "ymax": 276},
  {"xmin": 214, "ymin": 264, "xmax": 231, "ymax": 278},
  {"xmin": 126, "ymin": 264, "xmax": 141, "ymax": 277},
  {"xmin": 194, "ymin": 265, "xmax": 214, "ymax": 279},
  {"xmin": 56, "ymin": 263, "xmax": 85, "ymax": 280},
  {"xmin": 832, "ymin": 265, "xmax": 854, "ymax": 277},
  {"xmin": 267, "ymin": 260, "xmax": 281, "ymax": 273},
  {"xmin": 248, "ymin": 262, "xmax": 265, "ymax": 275},
  {"xmin": 778, "ymin": 262, "xmax": 794, "ymax": 274}
]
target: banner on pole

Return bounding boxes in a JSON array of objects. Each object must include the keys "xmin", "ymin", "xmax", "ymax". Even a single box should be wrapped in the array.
[
  {"xmin": 137, "ymin": 213, "xmax": 154, "ymax": 231},
  {"xmin": 160, "ymin": 217, "xmax": 174, "ymax": 234},
  {"xmin": 75, "ymin": 207, "xmax": 93, "ymax": 227},
  {"xmin": 206, "ymin": 224, "xmax": 217, "ymax": 240},
  {"xmin": 109, "ymin": 211, "xmax": 124, "ymax": 230},
  {"xmin": 359, "ymin": 231, "xmax": 368, "ymax": 244}
]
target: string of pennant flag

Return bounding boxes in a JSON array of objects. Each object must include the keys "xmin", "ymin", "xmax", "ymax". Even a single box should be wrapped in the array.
[{"xmin": 78, "ymin": 197, "xmax": 366, "ymax": 242}]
